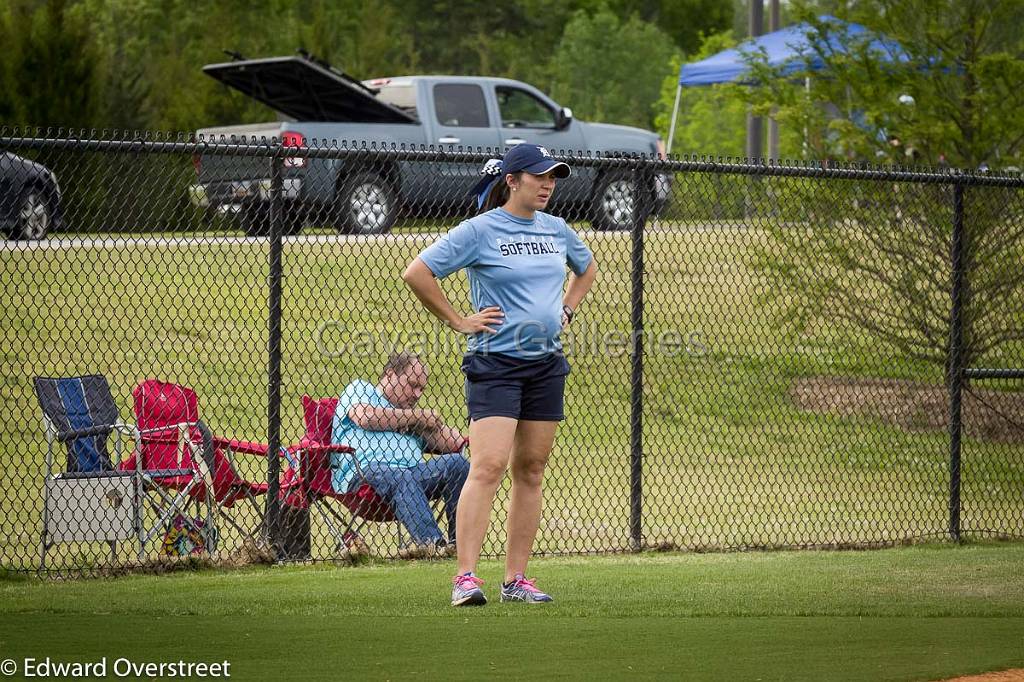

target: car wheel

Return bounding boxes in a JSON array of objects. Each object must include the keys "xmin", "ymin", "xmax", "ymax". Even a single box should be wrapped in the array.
[
  {"xmin": 590, "ymin": 171, "xmax": 638, "ymax": 232},
  {"xmin": 336, "ymin": 172, "xmax": 397, "ymax": 235},
  {"xmin": 11, "ymin": 190, "xmax": 51, "ymax": 240}
]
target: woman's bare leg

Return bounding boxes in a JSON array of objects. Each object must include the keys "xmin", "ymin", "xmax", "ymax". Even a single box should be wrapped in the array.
[
  {"xmin": 455, "ymin": 416, "xmax": 518, "ymax": 575},
  {"xmin": 504, "ymin": 420, "xmax": 558, "ymax": 582}
]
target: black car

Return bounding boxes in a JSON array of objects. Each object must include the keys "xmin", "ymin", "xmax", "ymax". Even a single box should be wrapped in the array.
[{"xmin": 1, "ymin": 151, "xmax": 65, "ymax": 240}]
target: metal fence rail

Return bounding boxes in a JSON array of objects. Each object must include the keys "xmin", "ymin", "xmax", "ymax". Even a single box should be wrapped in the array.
[{"xmin": 2, "ymin": 129, "xmax": 1022, "ymax": 574}]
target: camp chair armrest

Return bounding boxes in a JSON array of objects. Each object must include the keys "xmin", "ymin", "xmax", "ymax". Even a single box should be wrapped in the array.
[
  {"xmin": 303, "ymin": 443, "xmax": 356, "ymax": 455},
  {"xmin": 214, "ymin": 437, "xmax": 306, "ymax": 460},
  {"xmin": 293, "ymin": 443, "xmax": 359, "ymax": 482},
  {"xmin": 56, "ymin": 424, "xmax": 114, "ymax": 442},
  {"xmin": 137, "ymin": 422, "xmax": 199, "ymax": 437},
  {"xmin": 309, "ymin": 445, "xmax": 364, "ymax": 478},
  {"xmin": 213, "ymin": 436, "xmax": 271, "ymax": 457}
]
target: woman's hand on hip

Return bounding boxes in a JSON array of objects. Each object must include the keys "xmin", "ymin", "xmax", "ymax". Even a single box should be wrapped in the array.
[{"xmin": 452, "ymin": 306, "xmax": 504, "ymax": 335}]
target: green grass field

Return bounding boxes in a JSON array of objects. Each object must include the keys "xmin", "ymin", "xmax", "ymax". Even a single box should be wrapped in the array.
[
  {"xmin": 1, "ymin": 544, "xmax": 1023, "ymax": 680},
  {"xmin": 2, "ymin": 225, "xmax": 1022, "ymax": 568}
]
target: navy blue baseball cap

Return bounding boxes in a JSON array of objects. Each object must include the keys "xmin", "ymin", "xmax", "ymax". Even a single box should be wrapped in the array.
[{"xmin": 501, "ymin": 144, "xmax": 571, "ymax": 178}]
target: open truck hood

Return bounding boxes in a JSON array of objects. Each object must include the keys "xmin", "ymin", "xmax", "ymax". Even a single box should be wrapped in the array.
[{"xmin": 202, "ymin": 56, "xmax": 417, "ymax": 123}]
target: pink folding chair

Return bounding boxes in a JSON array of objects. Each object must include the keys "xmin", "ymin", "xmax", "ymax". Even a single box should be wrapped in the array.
[
  {"xmin": 295, "ymin": 395, "xmax": 464, "ymax": 555},
  {"xmin": 118, "ymin": 380, "xmax": 215, "ymax": 556},
  {"xmin": 121, "ymin": 379, "xmax": 295, "ymax": 556}
]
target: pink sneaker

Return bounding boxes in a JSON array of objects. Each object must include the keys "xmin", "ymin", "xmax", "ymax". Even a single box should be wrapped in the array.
[
  {"xmin": 500, "ymin": 574, "xmax": 553, "ymax": 603},
  {"xmin": 451, "ymin": 572, "xmax": 487, "ymax": 606}
]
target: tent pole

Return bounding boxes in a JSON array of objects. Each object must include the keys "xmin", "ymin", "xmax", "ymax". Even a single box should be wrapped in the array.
[
  {"xmin": 768, "ymin": 0, "xmax": 780, "ymax": 160},
  {"xmin": 802, "ymin": 76, "xmax": 811, "ymax": 159},
  {"xmin": 666, "ymin": 84, "xmax": 682, "ymax": 155}
]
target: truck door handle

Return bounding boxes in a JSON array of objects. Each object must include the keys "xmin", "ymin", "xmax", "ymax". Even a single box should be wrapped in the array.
[
  {"xmin": 505, "ymin": 138, "xmax": 526, "ymax": 145},
  {"xmin": 438, "ymin": 136, "xmax": 460, "ymax": 144}
]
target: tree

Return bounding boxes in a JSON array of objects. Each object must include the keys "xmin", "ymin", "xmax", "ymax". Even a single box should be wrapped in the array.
[
  {"xmin": 291, "ymin": 0, "xmax": 418, "ymax": 80},
  {"xmin": 742, "ymin": 1, "xmax": 1024, "ymax": 168},
  {"xmin": 0, "ymin": 0, "xmax": 101, "ymax": 130},
  {"xmin": 653, "ymin": 31, "xmax": 748, "ymax": 157},
  {"xmin": 742, "ymin": 1, "xmax": 1024, "ymax": 381},
  {"xmin": 604, "ymin": 0, "xmax": 734, "ymax": 54},
  {"xmin": 549, "ymin": 9, "xmax": 679, "ymax": 131}
]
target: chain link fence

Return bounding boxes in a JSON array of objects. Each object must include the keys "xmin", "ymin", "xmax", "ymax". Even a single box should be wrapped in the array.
[{"xmin": 2, "ymin": 129, "xmax": 1022, "ymax": 575}]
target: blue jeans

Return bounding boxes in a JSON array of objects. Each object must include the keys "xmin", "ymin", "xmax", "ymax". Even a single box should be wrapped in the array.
[{"xmin": 360, "ymin": 454, "xmax": 470, "ymax": 545}]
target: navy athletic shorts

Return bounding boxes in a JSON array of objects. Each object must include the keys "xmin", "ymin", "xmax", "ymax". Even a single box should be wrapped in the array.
[{"xmin": 461, "ymin": 352, "xmax": 571, "ymax": 422}]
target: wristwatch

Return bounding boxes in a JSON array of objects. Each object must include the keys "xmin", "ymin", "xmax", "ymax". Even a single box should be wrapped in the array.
[{"xmin": 562, "ymin": 304, "xmax": 575, "ymax": 324}]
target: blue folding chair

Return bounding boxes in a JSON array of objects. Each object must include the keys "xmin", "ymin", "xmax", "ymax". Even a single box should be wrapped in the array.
[
  {"xmin": 34, "ymin": 375, "xmax": 217, "ymax": 564},
  {"xmin": 33, "ymin": 375, "xmax": 140, "ymax": 566}
]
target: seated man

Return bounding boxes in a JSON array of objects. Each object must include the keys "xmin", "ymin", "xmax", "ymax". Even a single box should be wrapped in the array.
[{"xmin": 331, "ymin": 351, "xmax": 469, "ymax": 557}]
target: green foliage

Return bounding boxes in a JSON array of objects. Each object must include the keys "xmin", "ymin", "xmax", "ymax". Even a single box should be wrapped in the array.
[
  {"xmin": 2, "ymin": 0, "xmax": 720, "ymax": 134},
  {"xmin": 0, "ymin": 0, "xmax": 101, "ymax": 129},
  {"xmin": 741, "ymin": 0, "xmax": 1024, "ymax": 168},
  {"xmin": 653, "ymin": 31, "xmax": 805, "ymax": 222},
  {"xmin": 715, "ymin": 1, "xmax": 1024, "ymax": 377},
  {"xmin": 603, "ymin": 0, "xmax": 734, "ymax": 54},
  {"xmin": 654, "ymin": 31, "xmax": 748, "ymax": 157},
  {"xmin": 549, "ymin": 9, "xmax": 680, "ymax": 131}
]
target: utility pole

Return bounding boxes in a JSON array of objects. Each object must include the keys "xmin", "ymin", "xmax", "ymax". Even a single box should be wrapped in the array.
[
  {"xmin": 746, "ymin": 0, "xmax": 764, "ymax": 161},
  {"xmin": 767, "ymin": 0, "xmax": 780, "ymax": 160}
]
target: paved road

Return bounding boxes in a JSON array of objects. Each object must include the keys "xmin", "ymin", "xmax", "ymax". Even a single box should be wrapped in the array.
[
  {"xmin": 0, "ymin": 222, "xmax": 732, "ymax": 252},
  {"xmin": 0, "ymin": 232, "xmax": 451, "ymax": 251}
]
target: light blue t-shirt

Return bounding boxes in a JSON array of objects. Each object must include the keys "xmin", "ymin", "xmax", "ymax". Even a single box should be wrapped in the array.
[
  {"xmin": 330, "ymin": 380, "xmax": 424, "ymax": 493},
  {"xmin": 419, "ymin": 208, "xmax": 593, "ymax": 357}
]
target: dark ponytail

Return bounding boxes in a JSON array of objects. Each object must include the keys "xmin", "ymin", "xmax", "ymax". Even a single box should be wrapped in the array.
[{"xmin": 478, "ymin": 172, "xmax": 521, "ymax": 214}]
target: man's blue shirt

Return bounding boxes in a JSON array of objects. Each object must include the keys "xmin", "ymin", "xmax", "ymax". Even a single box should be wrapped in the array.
[{"xmin": 330, "ymin": 380, "xmax": 424, "ymax": 493}]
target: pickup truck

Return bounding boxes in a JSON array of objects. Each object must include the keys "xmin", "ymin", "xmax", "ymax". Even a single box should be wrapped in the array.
[{"xmin": 191, "ymin": 54, "xmax": 668, "ymax": 235}]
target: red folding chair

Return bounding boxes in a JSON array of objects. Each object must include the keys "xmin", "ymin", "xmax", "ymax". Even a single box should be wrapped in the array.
[
  {"xmin": 295, "ymin": 395, "xmax": 468, "ymax": 557},
  {"xmin": 121, "ymin": 379, "xmax": 295, "ymax": 556},
  {"xmin": 118, "ymin": 380, "xmax": 215, "ymax": 557},
  {"xmin": 294, "ymin": 396, "xmax": 396, "ymax": 552}
]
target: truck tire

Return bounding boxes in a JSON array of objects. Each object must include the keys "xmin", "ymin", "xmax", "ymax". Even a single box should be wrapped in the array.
[
  {"xmin": 335, "ymin": 172, "xmax": 397, "ymax": 235},
  {"xmin": 240, "ymin": 202, "xmax": 303, "ymax": 237},
  {"xmin": 590, "ymin": 170, "xmax": 638, "ymax": 232}
]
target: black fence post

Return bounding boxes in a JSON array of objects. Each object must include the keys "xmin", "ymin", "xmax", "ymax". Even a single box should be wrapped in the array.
[
  {"xmin": 948, "ymin": 180, "xmax": 966, "ymax": 543},
  {"xmin": 629, "ymin": 161, "xmax": 649, "ymax": 552},
  {"xmin": 266, "ymin": 149, "xmax": 285, "ymax": 559}
]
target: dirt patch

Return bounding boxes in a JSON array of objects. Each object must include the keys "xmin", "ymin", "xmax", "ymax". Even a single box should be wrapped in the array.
[
  {"xmin": 790, "ymin": 376, "xmax": 1024, "ymax": 443},
  {"xmin": 934, "ymin": 669, "xmax": 1024, "ymax": 682}
]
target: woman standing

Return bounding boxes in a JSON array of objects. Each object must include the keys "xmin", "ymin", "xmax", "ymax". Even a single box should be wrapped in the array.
[{"xmin": 403, "ymin": 144, "xmax": 597, "ymax": 606}]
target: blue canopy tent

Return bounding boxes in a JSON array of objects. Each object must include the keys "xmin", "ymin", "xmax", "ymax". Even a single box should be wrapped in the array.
[{"xmin": 666, "ymin": 17, "xmax": 907, "ymax": 154}]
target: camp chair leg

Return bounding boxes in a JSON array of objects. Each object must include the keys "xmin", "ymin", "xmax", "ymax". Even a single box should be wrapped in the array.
[
  {"xmin": 395, "ymin": 524, "xmax": 405, "ymax": 549},
  {"xmin": 314, "ymin": 501, "xmax": 357, "ymax": 552},
  {"xmin": 138, "ymin": 477, "xmax": 208, "ymax": 549},
  {"xmin": 315, "ymin": 502, "xmax": 342, "ymax": 548},
  {"xmin": 141, "ymin": 486, "xmax": 195, "ymax": 544},
  {"xmin": 245, "ymin": 493, "xmax": 268, "ymax": 541},
  {"xmin": 203, "ymin": 495, "xmax": 218, "ymax": 554},
  {"xmin": 40, "ymin": 492, "xmax": 50, "ymax": 570},
  {"xmin": 135, "ymin": 468, "xmax": 146, "ymax": 560},
  {"xmin": 217, "ymin": 508, "xmax": 251, "ymax": 539}
]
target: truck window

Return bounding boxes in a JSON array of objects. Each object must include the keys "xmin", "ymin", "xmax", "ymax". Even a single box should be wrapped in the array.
[
  {"xmin": 372, "ymin": 82, "xmax": 419, "ymax": 121},
  {"xmin": 496, "ymin": 87, "xmax": 555, "ymax": 129},
  {"xmin": 433, "ymin": 84, "xmax": 490, "ymax": 128}
]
